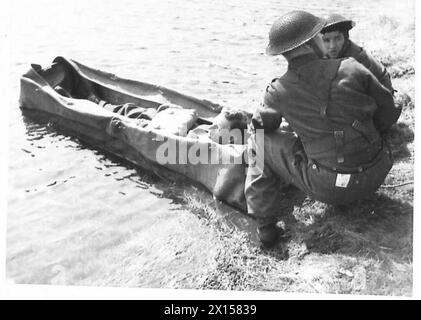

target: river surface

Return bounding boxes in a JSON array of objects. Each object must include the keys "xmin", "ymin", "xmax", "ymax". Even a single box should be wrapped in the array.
[{"xmin": 7, "ymin": 0, "xmax": 414, "ymax": 287}]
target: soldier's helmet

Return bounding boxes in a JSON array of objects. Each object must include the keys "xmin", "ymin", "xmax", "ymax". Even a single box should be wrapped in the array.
[
  {"xmin": 266, "ymin": 10, "xmax": 326, "ymax": 56},
  {"xmin": 321, "ymin": 14, "xmax": 356, "ymax": 33}
]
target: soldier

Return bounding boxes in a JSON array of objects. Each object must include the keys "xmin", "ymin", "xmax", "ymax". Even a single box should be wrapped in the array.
[
  {"xmin": 321, "ymin": 14, "xmax": 394, "ymax": 93},
  {"xmin": 245, "ymin": 11, "xmax": 401, "ymax": 248}
]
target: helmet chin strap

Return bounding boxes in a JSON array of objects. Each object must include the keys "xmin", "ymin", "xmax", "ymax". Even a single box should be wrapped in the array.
[{"xmin": 308, "ymin": 38, "xmax": 326, "ymax": 59}]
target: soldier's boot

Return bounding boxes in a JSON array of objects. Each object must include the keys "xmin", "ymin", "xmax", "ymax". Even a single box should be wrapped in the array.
[{"xmin": 256, "ymin": 219, "xmax": 287, "ymax": 248}]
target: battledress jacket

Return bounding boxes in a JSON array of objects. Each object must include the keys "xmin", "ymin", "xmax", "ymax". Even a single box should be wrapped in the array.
[
  {"xmin": 340, "ymin": 40, "xmax": 394, "ymax": 92},
  {"xmin": 251, "ymin": 53, "xmax": 401, "ymax": 171}
]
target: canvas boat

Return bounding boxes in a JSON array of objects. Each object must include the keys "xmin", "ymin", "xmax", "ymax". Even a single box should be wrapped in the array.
[{"xmin": 19, "ymin": 57, "xmax": 248, "ymax": 211}]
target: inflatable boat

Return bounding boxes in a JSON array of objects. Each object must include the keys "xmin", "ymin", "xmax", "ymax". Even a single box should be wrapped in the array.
[{"xmin": 19, "ymin": 57, "xmax": 248, "ymax": 211}]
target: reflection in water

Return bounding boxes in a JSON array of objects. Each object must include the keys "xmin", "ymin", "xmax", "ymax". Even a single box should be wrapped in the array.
[{"xmin": 20, "ymin": 110, "xmax": 246, "ymax": 218}]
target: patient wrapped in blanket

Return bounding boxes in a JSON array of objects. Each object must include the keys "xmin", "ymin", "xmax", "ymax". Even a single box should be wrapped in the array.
[
  {"xmin": 94, "ymin": 97, "xmax": 199, "ymax": 137},
  {"xmin": 54, "ymin": 84, "xmax": 249, "ymax": 142},
  {"xmin": 54, "ymin": 84, "xmax": 199, "ymax": 136}
]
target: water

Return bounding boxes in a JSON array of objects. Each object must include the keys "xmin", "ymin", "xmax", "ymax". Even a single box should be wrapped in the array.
[{"xmin": 7, "ymin": 0, "xmax": 414, "ymax": 287}]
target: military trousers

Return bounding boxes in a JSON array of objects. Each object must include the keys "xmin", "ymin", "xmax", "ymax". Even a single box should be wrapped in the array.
[{"xmin": 245, "ymin": 129, "xmax": 393, "ymax": 224}]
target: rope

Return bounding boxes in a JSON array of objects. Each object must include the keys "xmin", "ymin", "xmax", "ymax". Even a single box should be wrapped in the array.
[{"xmin": 380, "ymin": 180, "xmax": 414, "ymax": 188}]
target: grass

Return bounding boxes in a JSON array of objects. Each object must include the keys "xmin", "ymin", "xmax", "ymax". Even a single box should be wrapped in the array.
[
  {"xmin": 175, "ymin": 13, "xmax": 415, "ymax": 296},
  {"xmin": 179, "ymin": 190, "xmax": 412, "ymax": 295}
]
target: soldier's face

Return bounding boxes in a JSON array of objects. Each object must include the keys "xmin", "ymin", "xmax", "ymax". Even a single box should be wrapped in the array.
[{"xmin": 322, "ymin": 31, "xmax": 345, "ymax": 58}]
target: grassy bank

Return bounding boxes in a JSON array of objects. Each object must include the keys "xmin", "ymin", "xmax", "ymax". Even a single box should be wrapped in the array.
[{"xmin": 180, "ymin": 13, "xmax": 415, "ymax": 296}]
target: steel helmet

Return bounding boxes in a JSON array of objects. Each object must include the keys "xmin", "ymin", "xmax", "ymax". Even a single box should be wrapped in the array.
[
  {"xmin": 266, "ymin": 10, "xmax": 326, "ymax": 55},
  {"xmin": 321, "ymin": 14, "xmax": 356, "ymax": 33}
]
